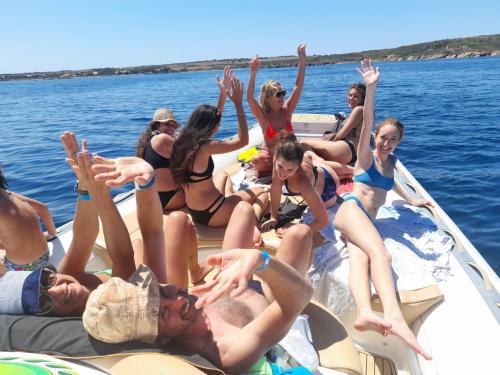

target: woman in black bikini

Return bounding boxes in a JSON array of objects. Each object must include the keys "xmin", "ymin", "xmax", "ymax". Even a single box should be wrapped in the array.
[
  {"xmin": 136, "ymin": 108, "xmax": 185, "ymax": 210},
  {"xmin": 171, "ymin": 75, "xmax": 268, "ymax": 235},
  {"xmin": 302, "ymin": 83, "xmax": 365, "ymax": 165}
]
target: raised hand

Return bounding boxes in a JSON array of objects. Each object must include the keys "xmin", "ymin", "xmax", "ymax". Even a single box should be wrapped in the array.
[
  {"xmin": 409, "ymin": 198, "xmax": 434, "ymax": 208},
  {"xmin": 356, "ymin": 58, "xmax": 380, "ymax": 86},
  {"xmin": 73, "ymin": 150, "xmax": 110, "ymax": 197},
  {"xmin": 216, "ymin": 66, "xmax": 233, "ymax": 95},
  {"xmin": 60, "ymin": 131, "xmax": 88, "ymax": 181},
  {"xmin": 92, "ymin": 156, "xmax": 154, "ymax": 188},
  {"xmin": 249, "ymin": 55, "xmax": 260, "ymax": 74},
  {"xmin": 261, "ymin": 217, "xmax": 277, "ymax": 232},
  {"xmin": 191, "ymin": 248, "xmax": 262, "ymax": 308},
  {"xmin": 297, "ymin": 43, "xmax": 307, "ymax": 60},
  {"xmin": 227, "ymin": 77, "xmax": 244, "ymax": 104}
]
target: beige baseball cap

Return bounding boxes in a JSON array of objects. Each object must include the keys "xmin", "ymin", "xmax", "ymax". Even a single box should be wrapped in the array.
[
  {"xmin": 82, "ymin": 264, "xmax": 160, "ymax": 344},
  {"xmin": 152, "ymin": 108, "xmax": 179, "ymax": 126}
]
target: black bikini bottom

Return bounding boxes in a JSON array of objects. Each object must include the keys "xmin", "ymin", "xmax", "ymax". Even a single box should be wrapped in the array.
[
  {"xmin": 158, "ymin": 190, "xmax": 177, "ymax": 208},
  {"xmin": 341, "ymin": 138, "xmax": 357, "ymax": 165},
  {"xmin": 188, "ymin": 194, "xmax": 225, "ymax": 225}
]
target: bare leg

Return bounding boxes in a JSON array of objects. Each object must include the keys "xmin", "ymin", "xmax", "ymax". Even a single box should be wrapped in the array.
[
  {"xmin": 208, "ymin": 187, "xmax": 267, "ymax": 227},
  {"xmin": 162, "ymin": 211, "xmax": 208, "ymax": 288},
  {"xmin": 136, "ymin": 187, "xmax": 167, "ymax": 283},
  {"xmin": 323, "ymin": 160, "xmax": 354, "ymax": 179},
  {"xmin": 336, "ymin": 201, "xmax": 432, "ymax": 359},
  {"xmin": 301, "ymin": 139, "xmax": 352, "ymax": 164},
  {"xmin": 132, "ymin": 238, "xmax": 144, "ymax": 268},
  {"xmin": 347, "ymin": 243, "xmax": 391, "ymax": 335},
  {"xmin": 164, "ymin": 189, "xmax": 186, "ymax": 210},
  {"xmin": 213, "ymin": 171, "xmax": 234, "ymax": 196},
  {"xmin": 222, "ymin": 201, "xmax": 256, "ymax": 250},
  {"xmin": 274, "ymin": 224, "xmax": 313, "ymax": 275}
]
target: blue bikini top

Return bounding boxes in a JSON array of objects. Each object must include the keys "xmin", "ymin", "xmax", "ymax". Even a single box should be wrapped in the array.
[{"xmin": 353, "ymin": 154, "xmax": 396, "ymax": 191}]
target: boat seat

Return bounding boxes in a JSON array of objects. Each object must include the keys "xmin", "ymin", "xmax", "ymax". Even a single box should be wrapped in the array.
[
  {"xmin": 76, "ymin": 352, "xmax": 221, "ymax": 374},
  {"xmin": 371, "ymin": 284, "xmax": 444, "ymax": 326},
  {"xmin": 305, "ymin": 300, "xmax": 363, "ymax": 375},
  {"xmin": 94, "ymin": 208, "xmax": 283, "ymax": 256}
]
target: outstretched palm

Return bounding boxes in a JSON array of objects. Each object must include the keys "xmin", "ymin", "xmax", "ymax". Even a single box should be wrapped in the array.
[
  {"xmin": 356, "ymin": 58, "xmax": 380, "ymax": 86},
  {"xmin": 191, "ymin": 248, "xmax": 261, "ymax": 308},
  {"xmin": 92, "ymin": 156, "xmax": 154, "ymax": 188}
]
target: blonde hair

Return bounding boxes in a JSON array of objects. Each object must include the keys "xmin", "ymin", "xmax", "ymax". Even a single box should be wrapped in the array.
[
  {"xmin": 376, "ymin": 118, "xmax": 404, "ymax": 140},
  {"xmin": 259, "ymin": 80, "xmax": 283, "ymax": 113}
]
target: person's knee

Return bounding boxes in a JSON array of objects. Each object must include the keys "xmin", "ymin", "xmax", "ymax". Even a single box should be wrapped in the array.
[
  {"xmin": 286, "ymin": 224, "xmax": 312, "ymax": 244},
  {"xmin": 164, "ymin": 211, "xmax": 190, "ymax": 230},
  {"xmin": 350, "ymin": 249, "xmax": 369, "ymax": 267},
  {"xmin": 234, "ymin": 201, "xmax": 254, "ymax": 217},
  {"xmin": 373, "ymin": 248, "xmax": 392, "ymax": 265}
]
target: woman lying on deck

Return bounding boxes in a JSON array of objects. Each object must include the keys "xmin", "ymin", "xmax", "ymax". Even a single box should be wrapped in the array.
[
  {"xmin": 247, "ymin": 44, "xmax": 307, "ymax": 176},
  {"xmin": 301, "ymin": 83, "xmax": 366, "ymax": 165},
  {"xmin": 170, "ymin": 73, "xmax": 268, "ymax": 239},
  {"xmin": 334, "ymin": 59, "xmax": 432, "ymax": 360}
]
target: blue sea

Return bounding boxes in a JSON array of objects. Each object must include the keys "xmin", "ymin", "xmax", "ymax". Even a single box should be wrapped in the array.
[{"xmin": 0, "ymin": 57, "xmax": 499, "ymax": 275}]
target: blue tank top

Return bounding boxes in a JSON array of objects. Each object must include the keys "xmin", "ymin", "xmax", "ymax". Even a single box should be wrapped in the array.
[{"xmin": 353, "ymin": 154, "xmax": 396, "ymax": 191}]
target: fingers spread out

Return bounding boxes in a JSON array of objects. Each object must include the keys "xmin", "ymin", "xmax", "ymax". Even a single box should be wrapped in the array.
[
  {"xmin": 94, "ymin": 170, "xmax": 121, "ymax": 182},
  {"xmin": 93, "ymin": 155, "xmax": 114, "ymax": 165}
]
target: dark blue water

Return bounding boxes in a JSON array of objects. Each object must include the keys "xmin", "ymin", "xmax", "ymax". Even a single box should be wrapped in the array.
[{"xmin": 1, "ymin": 57, "xmax": 499, "ymax": 275}]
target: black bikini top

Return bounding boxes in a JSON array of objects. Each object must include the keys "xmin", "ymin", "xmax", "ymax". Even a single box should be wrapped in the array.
[
  {"xmin": 283, "ymin": 166, "xmax": 319, "ymax": 196},
  {"xmin": 187, "ymin": 156, "xmax": 214, "ymax": 183},
  {"xmin": 142, "ymin": 140, "xmax": 170, "ymax": 169}
]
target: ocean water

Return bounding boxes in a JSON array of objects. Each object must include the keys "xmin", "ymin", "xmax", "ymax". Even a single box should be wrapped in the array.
[{"xmin": 0, "ymin": 57, "xmax": 499, "ymax": 275}]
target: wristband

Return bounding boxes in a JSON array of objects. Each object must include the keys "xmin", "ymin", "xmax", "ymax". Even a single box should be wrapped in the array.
[
  {"xmin": 134, "ymin": 175, "xmax": 156, "ymax": 190},
  {"xmin": 74, "ymin": 181, "xmax": 92, "ymax": 201},
  {"xmin": 255, "ymin": 250, "xmax": 270, "ymax": 272}
]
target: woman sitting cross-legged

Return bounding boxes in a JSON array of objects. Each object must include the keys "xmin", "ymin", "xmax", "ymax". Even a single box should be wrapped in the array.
[
  {"xmin": 334, "ymin": 59, "xmax": 433, "ymax": 360},
  {"xmin": 170, "ymin": 75, "xmax": 268, "ymax": 240},
  {"xmin": 247, "ymin": 44, "xmax": 307, "ymax": 176},
  {"xmin": 261, "ymin": 132, "xmax": 331, "ymax": 238}
]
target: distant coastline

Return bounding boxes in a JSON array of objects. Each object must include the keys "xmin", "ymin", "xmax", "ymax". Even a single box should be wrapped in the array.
[{"xmin": 2, "ymin": 34, "xmax": 499, "ymax": 82}]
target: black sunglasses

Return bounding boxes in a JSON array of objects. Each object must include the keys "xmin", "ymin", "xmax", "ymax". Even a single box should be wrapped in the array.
[
  {"xmin": 274, "ymin": 90, "xmax": 287, "ymax": 98},
  {"xmin": 38, "ymin": 268, "xmax": 57, "ymax": 316}
]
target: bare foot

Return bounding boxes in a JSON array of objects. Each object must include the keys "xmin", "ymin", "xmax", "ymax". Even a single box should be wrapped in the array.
[
  {"xmin": 190, "ymin": 262, "xmax": 214, "ymax": 285},
  {"xmin": 354, "ymin": 310, "xmax": 392, "ymax": 336},
  {"xmin": 253, "ymin": 226, "xmax": 264, "ymax": 248},
  {"xmin": 386, "ymin": 315, "xmax": 432, "ymax": 360}
]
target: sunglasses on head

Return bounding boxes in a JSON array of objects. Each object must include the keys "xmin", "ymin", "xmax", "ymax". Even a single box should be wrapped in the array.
[
  {"xmin": 274, "ymin": 90, "xmax": 287, "ymax": 98},
  {"xmin": 38, "ymin": 267, "xmax": 57, "ymax": 316}
]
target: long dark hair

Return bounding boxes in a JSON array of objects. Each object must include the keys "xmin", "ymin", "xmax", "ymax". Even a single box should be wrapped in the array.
[
  {"xmin": 171, "ymin": 105, "xmax": 221, "ymax": 185},
  {"xmin": 0, "ymin": 164, "xmax": 8, "ymax": 190},
  {"xmin": 274, "ymin": 131, "xmax": 304, "ymax": 164},
  {"xmin": 135, "ymin": 121, "xmax": 164, "ymax": 157}
]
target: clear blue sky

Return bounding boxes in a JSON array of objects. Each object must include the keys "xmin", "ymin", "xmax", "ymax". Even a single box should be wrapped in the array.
[{"xmin": 1, "ymin": 0, "xmax": 499, "ymax": 74}]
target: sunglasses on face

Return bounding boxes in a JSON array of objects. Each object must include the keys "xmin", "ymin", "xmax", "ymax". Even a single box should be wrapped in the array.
[
  {"xmin": 274, "ymin": 90, "xmax": 287, "ymax": 98},
  {"xmin": 38, "ymin": 268, "xmax": 57, "ymax": 316}
]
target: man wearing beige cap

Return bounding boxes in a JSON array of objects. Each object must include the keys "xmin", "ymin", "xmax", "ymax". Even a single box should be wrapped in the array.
[{"xmin": 83, "ymin": 156, "xmax": 314, "ymax": 373}]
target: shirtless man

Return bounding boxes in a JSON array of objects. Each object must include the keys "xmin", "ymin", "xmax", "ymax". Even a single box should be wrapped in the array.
[
  {"xmin": 83, "ymin": 156, "xmax": 314, "ymax": 373},
  {"xmin": 0, "ymin": 165, "xmax": 54, "ymax": 272}
]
